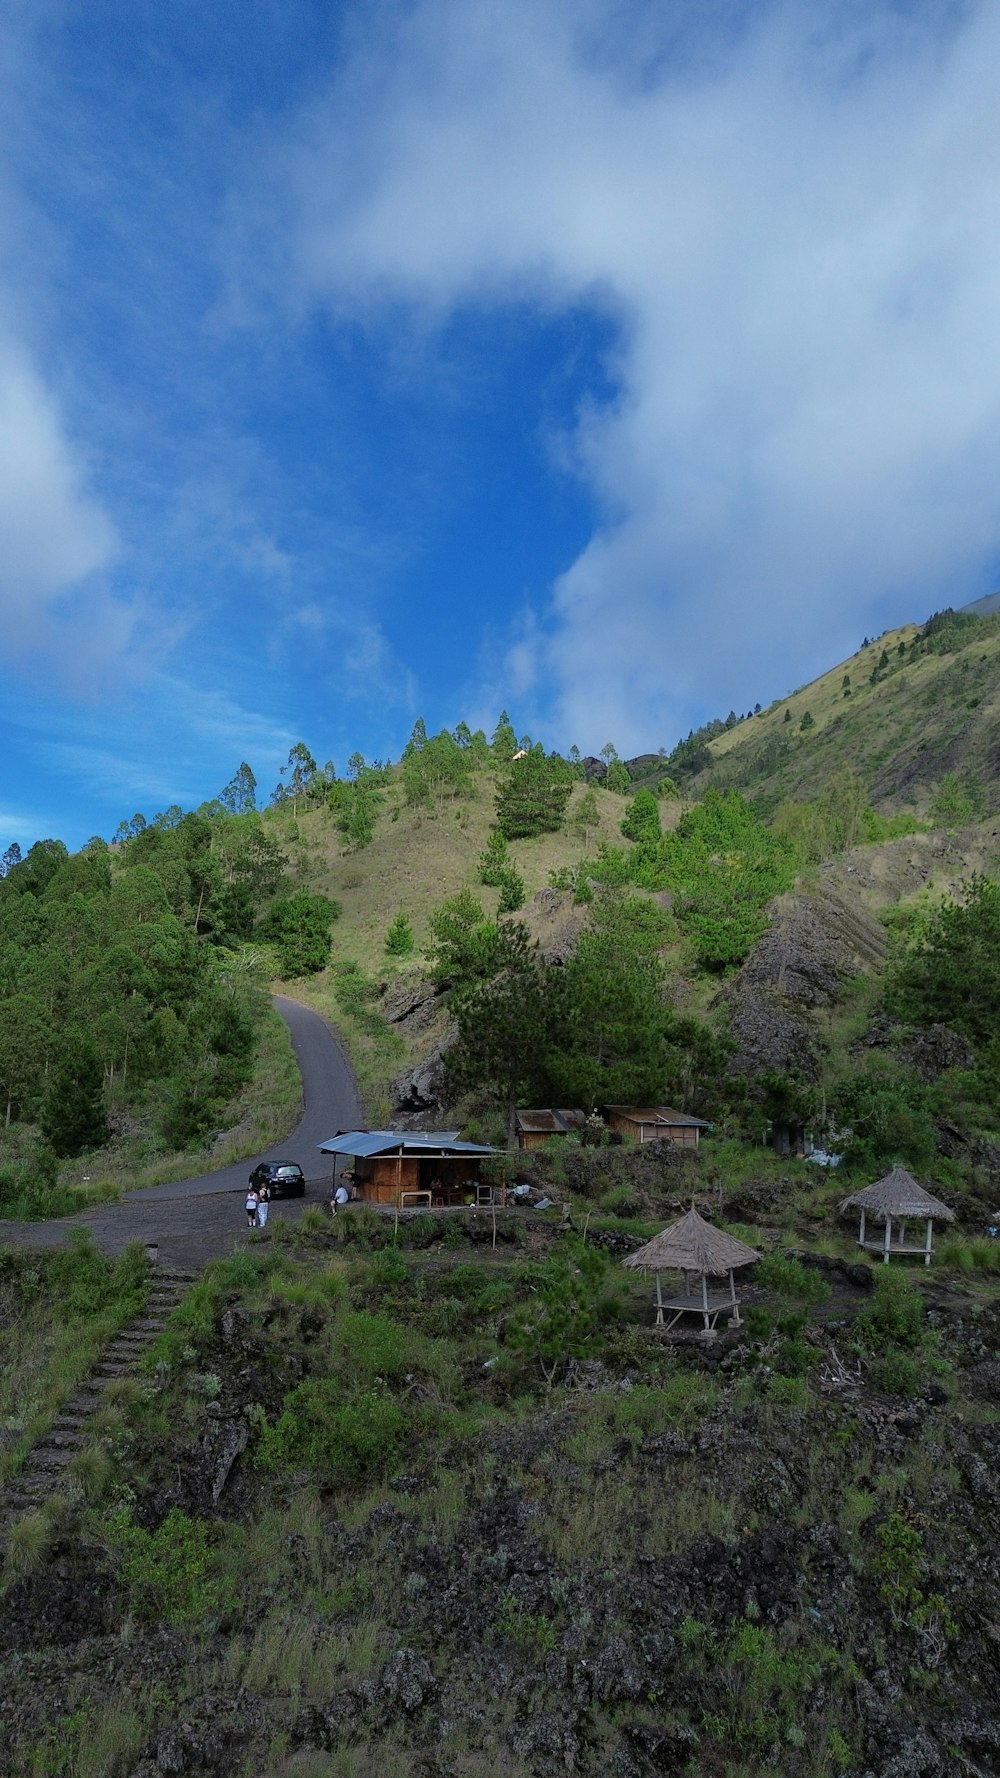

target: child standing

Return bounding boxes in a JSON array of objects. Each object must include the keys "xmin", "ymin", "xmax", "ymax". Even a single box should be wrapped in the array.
[
  {"xmin": 245, "ymin": 1186, "xmax": 259, "ymax": 1229},
  {"xmin": 257, "ymin": 1183, "xmax": 270, "ymax": 1230}
]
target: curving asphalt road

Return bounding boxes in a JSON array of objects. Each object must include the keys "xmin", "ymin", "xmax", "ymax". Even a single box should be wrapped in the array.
[{"xmin": 0, "ymin": 995, "xmax": 364, "ymax": 1269}]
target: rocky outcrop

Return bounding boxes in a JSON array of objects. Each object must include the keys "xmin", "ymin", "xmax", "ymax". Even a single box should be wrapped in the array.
[
  {"xmin": 720, "ymin": 888, "xmax": 887, "ymax": 1078},
  {"xmin": 378, "ymin": 970, "xmax": 443, "ymax": 1040},
  {"xmin": 392, "ymin": 1035, "xmax": 453, "ymax": 1116}
]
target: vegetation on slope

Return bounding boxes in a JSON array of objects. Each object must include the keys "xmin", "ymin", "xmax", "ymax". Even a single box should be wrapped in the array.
[{"xmin": 3, "ymin": 1215, "xmax": 1000, "ymax": 1776}]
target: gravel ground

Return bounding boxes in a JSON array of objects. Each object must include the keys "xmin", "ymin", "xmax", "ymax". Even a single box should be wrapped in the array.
[{"xmin": 0, "ymin": 995, "xmax": 363, "ymax": 1271}]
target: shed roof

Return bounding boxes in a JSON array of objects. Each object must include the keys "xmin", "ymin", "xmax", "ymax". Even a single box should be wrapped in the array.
[
  {"xmin": 516, "ymin": 1109, "xmax": 588, "ymax": 1135},
  {"xmin": 623, "ymin": 1207, "xmax": 761, "ymax": 1276},
  {"xmin": 606, "ymin": 1105, "xmax": 711, "ymax": 1129},
  {"xmin": 318, "ymin": 1130, "xmax": 495, "ymax": 1159},
  {"xmin": 840, "ymin": 1165, "xmax": 955, "ymax": 1223}
]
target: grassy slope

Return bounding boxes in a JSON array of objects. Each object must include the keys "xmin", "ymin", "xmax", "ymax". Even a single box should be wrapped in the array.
[
  {"xmin": 689, "ymin": 615, "xmax": 1000, "ymax": 814},
  {"xmin": 271, "ymin": 774, "xmax": 679, "ymax": 974},
  {"xmin": 271, "ymin": 775, "xmax": 685, "ymax": 1116}
]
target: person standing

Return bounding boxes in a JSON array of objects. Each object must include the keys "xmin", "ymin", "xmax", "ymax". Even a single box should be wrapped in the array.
[
  {"xmin": 245, "ymin": 1185, "xmax": 259, "ymax": 1229},
  {"xmin": 257, "ymin": 1183, "xmax": 270, "ymax": 1230}
]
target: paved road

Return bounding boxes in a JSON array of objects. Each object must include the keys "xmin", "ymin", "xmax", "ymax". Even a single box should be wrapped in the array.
[{"xmin": 0, "ymin": 995, "xmax": 363, "ymax": 1270}]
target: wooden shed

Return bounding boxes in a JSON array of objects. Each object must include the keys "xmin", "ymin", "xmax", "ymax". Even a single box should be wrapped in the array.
[
  {"xmin": 318, "ymin": 1130, "xmax": 496, "ymax": 1210},
  {"xmin": 515, "ymin": 1109, "xmax": 588, "ymax": 1151},
  {"xmin": 605, "ymin": 1105, "xmax": 710, "ymax": 1148}
]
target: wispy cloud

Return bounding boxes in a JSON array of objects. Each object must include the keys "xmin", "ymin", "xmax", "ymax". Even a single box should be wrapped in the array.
[{"xmin": 269, "ymin": 0, "xmax": 1000, "ymax": 748}]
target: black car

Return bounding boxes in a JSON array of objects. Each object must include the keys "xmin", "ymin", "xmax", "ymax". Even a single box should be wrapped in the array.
[{"xmin": 248, "ymin": 1161, "xmax": 306, "ymax": 1199}]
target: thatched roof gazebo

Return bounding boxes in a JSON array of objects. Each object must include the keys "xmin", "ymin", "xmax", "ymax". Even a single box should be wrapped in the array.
[
  {"xmin": 623, "ymin": 1207, "xmax": 761, "ymax": 1335},
  {"xmin": 840, "ymin": 1165, "xmax": 955, "ymax": 1266}
]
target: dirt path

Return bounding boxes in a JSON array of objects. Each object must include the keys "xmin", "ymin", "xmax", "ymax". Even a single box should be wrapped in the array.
[{"xmin": 0, "ymin": 996, "xmax": 363, "ymax": 1272}]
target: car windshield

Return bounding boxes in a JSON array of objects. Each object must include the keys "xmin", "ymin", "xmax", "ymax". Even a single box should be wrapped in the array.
[{"xmin": 276, "ymin": 1166, "xmax": 301, "ymax": 1177}]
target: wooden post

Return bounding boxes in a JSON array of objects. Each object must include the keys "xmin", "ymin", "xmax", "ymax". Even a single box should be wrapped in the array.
[
  {"xmin": 924, "ymin": 1218, "xmax": 933, "ymax": 1267},
  {"xmin": 859, "ymin": 1208, "xmax": 866, "ymax": 1248},
  {"xmin": 728, "ymin": 1267, "xmax": 739, "ymax": 1326},
  {"xmin": 655, "ymin": 1272, "xmax": 663, "ymax": 1326},
  {"xmin": 883, "ymin": 1216, "xmax": 892, "ymax": 1263},
  {"xmin": 701, "ymin": 1269, "xmax": 710, "ymax": 1334},
  {"xmin": 396, "ymin": 1146, "xmax": 403, "ymax": 1210}
]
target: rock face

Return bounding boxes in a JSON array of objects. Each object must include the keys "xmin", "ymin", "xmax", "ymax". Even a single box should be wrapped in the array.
[
  {"xmin": 720, "ymin": 888, "xmax": 887, "ymax": 1078},
  {"xmin": 379, "ymin": 970, "xmax": 443, "ymax": 1041},
  {"xmin": 521, "ymin": 887, "xmax": 589, "ymax": 966},
  {"xmin": 393, "ymin": 1038, "xmax": 452, "ymax": 1115}
]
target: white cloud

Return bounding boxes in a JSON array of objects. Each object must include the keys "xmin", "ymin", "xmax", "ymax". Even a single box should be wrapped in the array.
[
  {"xmin": 274, "ymin": 0, "xmax": 1000, "ymax": 748},
  {"xmin": 0, "ymin": 333, "xmax": 118, "ymax": 647}
]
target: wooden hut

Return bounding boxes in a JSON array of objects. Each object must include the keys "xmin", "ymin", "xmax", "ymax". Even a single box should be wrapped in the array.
[
  {"xmin": 515, "ymin": 1109, "xmax": 588, "ymax": 1151},
  {"xmin": 623, "ymin": 1208, "xmax": 760, "ymax": 1334},
  {"xmin": 840, "ymin": 1165, "xmax": 955, "ymax": 1265},
  {"xmin": 605, "ymin": 1105, "xmax": 710, "ymax": 1147},
  {"xmin": 318, "ymin": 1130, "xmax": 496, "ymax": 1209}
]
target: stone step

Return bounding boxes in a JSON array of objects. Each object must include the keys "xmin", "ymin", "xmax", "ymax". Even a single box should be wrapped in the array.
[
  {"xmin": 93, "ymin": 1362, "xmax": 134, "ymax": 1377},
  {"xmin": 129, "ymin": 1318, "xmax": 168, "ymax": 1332},
  {"xmin": 35, "ymin": 1430, "xmax": 82, "ymax": 1451},
  {"xmin": 31, "ymin": 1447, "xmax": 76, "ymax": 1469}
]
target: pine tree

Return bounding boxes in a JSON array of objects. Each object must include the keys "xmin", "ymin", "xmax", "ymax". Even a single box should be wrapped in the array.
[
  {"xmin": 573, "ymin": 787, "xmax": 601, "ymax": 850},
  {"xmin": 495, "ymin": 753, "xmax": 574, "ymax": 839},
  {"xmin": 479, "ymin": 828, "xmax": 511, "ymax": 887},
  {"xmin": 385, "ymin": 912, "xmax": 415, "ymax": 957},
  {"xmin": 41, "ymin": 1038, "xmax": 109, "ymax": 1157},
  {"xmin": 490, "ymin": 710, "xmax": 518, "ymax": 763}
]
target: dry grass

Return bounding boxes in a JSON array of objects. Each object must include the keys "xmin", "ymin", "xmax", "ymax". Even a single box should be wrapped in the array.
[{"xmin": 270, "ymin": 774, "xmax": 646, "ymax": 977}]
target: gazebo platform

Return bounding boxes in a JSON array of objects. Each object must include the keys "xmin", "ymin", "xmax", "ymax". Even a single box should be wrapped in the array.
[
  {"xmin": 656, "ymin": 1290, "xmax": 739, "ymax": 1335},
  {"xmin": 858, "ymin": 1238, "xmax": 933, "ymax": 1258}
]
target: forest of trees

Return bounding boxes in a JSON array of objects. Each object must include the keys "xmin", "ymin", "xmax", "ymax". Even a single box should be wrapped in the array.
[{"xmin": 0, "ymin": 801, "xmax": 339, "ymax": 1187}]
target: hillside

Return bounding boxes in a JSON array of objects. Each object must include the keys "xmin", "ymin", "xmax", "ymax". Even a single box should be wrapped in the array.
[{"xmin": 674, "ymin": 607, "xmax": 1000, "ymax": 817}]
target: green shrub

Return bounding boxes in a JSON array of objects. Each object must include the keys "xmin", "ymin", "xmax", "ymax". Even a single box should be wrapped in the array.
[
  {"xmin": 405, "ymin": 1211, "xmax": 438, "ymax": 1249},
  {"xmin": 104, "ymin": 1505, "xmax": 235, "ymax": 1627},
  {"xmin": 337, "ymin": 1310, "xmax": 409, "ymax": 1382},
  {"xmin": 755, "ymin": 1252, "xmax": 831, "ymax": 1305},
  {"xmin": 255, "ymin": 1381, "xmax": 409, "ymax": 1484},
  {"xmin": 366, "ymin": 1247, "xmax": 412, "ymax": 1293},
  {"xmin": 856, "ymin": 1269, "xmax": 925, "ymax": 1351},
  {"xmin": 872, "ymin": 1349, "xmax": 923, "ymax": 1397}
]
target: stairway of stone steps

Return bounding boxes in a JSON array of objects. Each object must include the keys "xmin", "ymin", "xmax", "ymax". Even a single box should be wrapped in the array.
[{"xmin": 2, "ymin": 1265, "xmax": 197, "ymax": 1525}]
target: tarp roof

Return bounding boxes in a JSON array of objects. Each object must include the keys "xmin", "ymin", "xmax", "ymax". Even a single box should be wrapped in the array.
[{"xmin": 318, "ymin": 1130, "xmax": 495, "ymax": 1158}]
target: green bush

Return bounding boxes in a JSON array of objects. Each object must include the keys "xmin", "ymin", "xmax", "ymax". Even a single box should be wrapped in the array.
[
  {"xmin": 872, "ymin": 1349, "xmax": 923, "ymax": 1397},
  {"xmin": 755, "ymin": 1252, "xmax": 831, "ymax": 1305},
  {"xmin": 255, "ymin": 1380, "xmax": 409, "ymax": 1484},
  {"xmin": 856, "ymin": 1269, "xmax": 925, "ymax": 1351},
  {"xmin": 337, "ymin": 1310, "xmax": 409, "ymax": 1382},
  {"xmin": 104, "ymin": 1505, "xmax": 235, "ymax": 1627}
]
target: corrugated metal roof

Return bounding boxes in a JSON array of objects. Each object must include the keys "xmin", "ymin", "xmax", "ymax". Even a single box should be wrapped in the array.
[
  {"xmin": 606, "ymin": 1105, "xmax": 710, "ymax": 1128},
  {"xmin": 516, "ymin": 1109, "xmax": 588, "ymax": 1134},
  {"xmin": 318, "ymin": 1130, "xmax": 495, "ymax": 1158}
]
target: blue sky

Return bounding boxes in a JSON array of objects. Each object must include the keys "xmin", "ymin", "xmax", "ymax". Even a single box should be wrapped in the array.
[{"xmin": 3, "ymin": 0, "xmax": 1000, "ymax": 849}]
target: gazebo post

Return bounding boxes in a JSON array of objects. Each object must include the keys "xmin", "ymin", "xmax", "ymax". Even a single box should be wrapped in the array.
[
  {"xmin": 883, "ymin": 1215, "xmax": 892, "ymax": 1263},
  {"xmin": 728, "ymin": 1267, "xmax": 740, "ymax": 1326},
  {"xmin": 859, "ymin": 1208, "xmax": 866, "ymax": 1248},
  {"xmin": 655, "ymin": 1272, "xmax": 663, "ymax": 1326},
  {"xmin": 701, "ymin": 1269, "xmax": 710, "ymax": 1334},
  {"xmin": 924, "ymin": 1218, "xmax": 933, "ymax": 1267}
]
